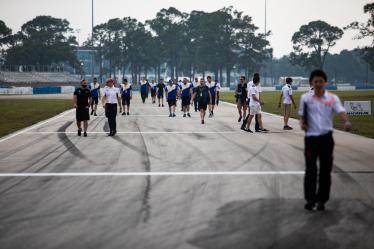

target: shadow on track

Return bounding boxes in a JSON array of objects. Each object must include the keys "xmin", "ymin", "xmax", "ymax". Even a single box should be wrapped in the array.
[
  {"xmin": 188, "ymin": 198, "xmax": 374, "ymax": 249},
  {"xmin": 57, "ymin": 121, "xmax": 86, "ymax": 158}
]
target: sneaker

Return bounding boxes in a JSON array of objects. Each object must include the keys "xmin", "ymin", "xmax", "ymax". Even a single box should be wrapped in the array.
[
  {"xmin": 187, "ymin": 113, "xmax": 191, "ymax": 117},
  {"xmin": 94, "ymin": 113, "xmax": 97, "ymax": 116},
  {"xmin": 209, "ymin": 113, "xmax": 213, "ymax": 118},
  {"xmin": 162, "ymin": 104, "xmax": 164, "ymax": 107},
  {"xmin": 83, "ymin": 132, "xmax": 87, "ymax": 137},
  {"xmin": 240, "ymin": 125, "xmax": 246, "ymax": 131},
  {"xmin": 238, "ymin": 116, "xmax": 242, "ymax": 122},
  {"xmin": 316, "ymin": 203, "xmax": 325, "ymax": 211},
  {"xmin": 173, "ymin": 113, "xmax": 176, "ymax": 117},
  {"xmin": 112, "ymin": 131, "xmax": 117, "ymax": 136},
  {"xmin": 183, "ymin": 114, "xmax": 186, "ymax": 117},
  {"xmin": 283, "ymin": 125, "xmax": 293, "ymax": 130},
  {"xmin": 122, "ymin": 112, "xmax": 126, "ymax": 116},
  {"xmin": 255, "ymin": 129, "xmax": 262, "ymax": 132},
  {"xmin": 169, "ymin": 114, "xmax": 172, "ymax": 117},
  {"xmin": 91, "ymin": 110, "xmax": 94, "ymax": 115},
  {"xmin": 245, "ymin": 129, "xmax": 253, "ymax": 133},
  {"xmin": 201, "ymin": 120, "xmax": 205, "ymax": 124},
  {"xmin": 78, "ymin": 129, "xmax": 82, "ymax": 136},
  {"xmin": 262, "ymin": 128, "xmax": 269, "ymax": 132},
  {"xmin": 159, "ymin": 104, "xmax": 161, "ymax": 107},
  {"xmin": 127, "ymin": 112, "xmax": 130, "ymax": 115},
  {"xmin": 108, "ymin": 132, "xmax": 113, "ymax": 136},
  {"xmin": 304, "ymin": 202, "xmax": 315, "ymax": 211}
]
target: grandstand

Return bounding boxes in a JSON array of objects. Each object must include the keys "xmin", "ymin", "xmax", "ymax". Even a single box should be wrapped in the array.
[{"xmin": 0, "ymin": 71, "xmax": 81, "ymax": 87}]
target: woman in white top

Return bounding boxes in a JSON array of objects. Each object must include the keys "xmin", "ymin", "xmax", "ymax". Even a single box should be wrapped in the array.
[{"xmin": 102, "ymin": 79, "xmax": 122, "ymax": 136}]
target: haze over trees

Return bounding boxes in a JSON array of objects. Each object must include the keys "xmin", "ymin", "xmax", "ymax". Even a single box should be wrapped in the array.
[
  {"xmin": 0, "ymin": 3, "xmax": 373, "ymax": 85},
  {"xmin": 346, "ymin": 2, "xmax": 374, "ymax": 72},
  {"xmin": 3, "ymin": 16, "xmax": 78, "ymax": 69},
  {"xmin": 86, "ymin": 6, "xmax": 270, "ymax": 84},
  {"xmin": 290, "ymin": 20, "xmax": 344, "ymax": 70}
]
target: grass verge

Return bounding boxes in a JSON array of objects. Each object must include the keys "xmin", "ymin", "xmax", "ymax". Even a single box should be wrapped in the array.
[
  {"xmin": 220, "ymin": 91, "xmax": 374, "ymax": 139},
  {"xmin": 0, "ymin": 99, "xmax": 72, "ymax": 138}
]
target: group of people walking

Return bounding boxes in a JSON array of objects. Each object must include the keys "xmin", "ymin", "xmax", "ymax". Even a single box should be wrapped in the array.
[
  {"xmin": 73, "ymin": 76, "xmax": 222, "ymax": 136},
  {"xmin": 136, "ymin": 76, "xmax": 221, "ymax": 123},
  {"xmin": 73, "ymin": 69, "xmax": 352, "ymax": 211}
]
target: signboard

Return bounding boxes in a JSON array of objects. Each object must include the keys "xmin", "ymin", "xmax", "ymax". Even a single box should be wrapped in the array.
[{"xmin": 344, "ymin": 101, "xmax": 372, "ymax": 115}]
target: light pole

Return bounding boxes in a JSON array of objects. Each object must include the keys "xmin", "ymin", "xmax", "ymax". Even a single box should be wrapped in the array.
[
  {"xmin": 91, "ymin": 0, "xmax": 95, "ymax": 81},
  {"xmin": 76, "ymin": 29, "xmax": 81, "ymax": 46},
  {"xmin": 265, "ymin": 0, "xmax": 267, "ymax": 41}
]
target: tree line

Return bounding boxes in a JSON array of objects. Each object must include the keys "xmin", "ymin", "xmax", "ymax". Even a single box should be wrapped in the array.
[{"xmin": 0, "ymin": 3, "xmax": 373, "ymax": 85}]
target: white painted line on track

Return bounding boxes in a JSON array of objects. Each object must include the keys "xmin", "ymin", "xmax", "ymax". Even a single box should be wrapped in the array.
[
  {"xmin": 24, "ymin": 131, "xmax": 241, "ymax": 134},
  {"xmin": 0, "ymin": 171, "xmax": 306, "ymax": 177},
  {"xmin": 0, "ymin": 108, "xmax": 75, "ymax": 143}
]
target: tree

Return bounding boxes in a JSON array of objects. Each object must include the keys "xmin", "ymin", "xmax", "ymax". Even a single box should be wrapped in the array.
[
  {"xmin": 290, "ymin": 20, "xmax": 344, "ymax": 70},
  {"xmin": 0, "ymin": 20, "xmax": 12, "ymax": 63},
  {"xmin": 5, "ymin": 16, "xmax": 77, "ymax": 67},
  {"xmin": 346, "ymin": 2, "xmax": 374, "ymax": 71},
  {"xmin": 235, "ymin": 10, "xmax": 270, "ymax": 78},
  {"xmin": 147, "ymin": 7, "xmax": 188, "ymax": 80},
  {"xmin": 0, "ymin": 20, "xmax": 12, "ymax": 44}
]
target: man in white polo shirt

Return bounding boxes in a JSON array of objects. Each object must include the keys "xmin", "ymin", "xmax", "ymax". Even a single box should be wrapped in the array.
[
  {"xmin": 244, "ymin": 77, "xmax": 268, "ymax": 133},
  {"xmin": 299, "ymin": 69, "xmax": 352, "ymax": 211},
  {"xmin": 278, "ymin": 77, "xmax": 297, "ymax": 130},
  {"xmin": 102, "ymin": 79, "xmax": 122, "ymax": 136}
]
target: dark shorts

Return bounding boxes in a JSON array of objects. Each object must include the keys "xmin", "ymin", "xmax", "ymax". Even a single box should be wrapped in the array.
[
  {"xmin": 198, "ymin": 101, "xmax": 208, "ymax": 111},
  {"xmin": 122, "ymin": 96, "xmax": 130, "ymax": 106},
  {"xmin": 168, "ymin": 99, "xmax": 176, "ymax": 107},
  {"xmin": 91, "ymin": 96, "xmax": 99, "ymax": 105},
  {"xmin": 181, "ymin": 96, "xmax": 191, "ymax": 107},
  {"xmin": 210, "ymin": 96, "xmax": 216, "ymax": 106},
  {"xmin": 158, "ymin": 92, "xmax": 164, "ymax": 98},
  {"xmin": 151, "ymin": 89, "xmax": 156, "ymax": 97},
  {"xmin": 76, "ymin": 107, "xmax": 90, "ymax": 122},
  {"xmin": 237, "ymin": 98, "xmax": 247, "ymax": 107}
]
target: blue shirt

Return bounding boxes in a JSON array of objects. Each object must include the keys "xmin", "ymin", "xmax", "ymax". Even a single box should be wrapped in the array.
[
  {"xmin": 166, "ymin": 84, "xmax": 177, "ymax": 100},
  {"xmin": 140, "ymin": 81, "xmax": 149, "ymax": 93},
  {"xmin": 207, "ymin": 82, "xmax": 217, "ymax": 96},
  {"xmin": 121, "ymin": 84, "xmax": 132, "ymax": 98},
  {"xmin": 181, "ymin": 83, "xmax": 192, "ymax": 97},
  {"xmin": 89, "ymin": 83, "xmax": 100, "ymax": 98}
]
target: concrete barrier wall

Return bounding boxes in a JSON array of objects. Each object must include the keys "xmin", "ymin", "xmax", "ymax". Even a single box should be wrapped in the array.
[
  {"xmin": 33, "ymin": 87, "xmax": 61, "ymax": 94},
  {"xmin": 61, "ymin": 86, "xmax": 75, "ymax": 93},
  {"xmin": 337, "ymin": 86, "xmax": 356, "ymax": 91},
  {"xmin": 0, "ymin": 87, "xmax": 33, "ymax": 94}
]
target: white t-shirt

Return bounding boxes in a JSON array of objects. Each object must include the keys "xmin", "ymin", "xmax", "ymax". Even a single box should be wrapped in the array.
[
  {"xmin": 298, "ymin": 91, "xmax": 346, "ymax": 137},
  {"xmin": 103, "ymin": 86, "xmax": 120, "ymax": 104},
  {"xmin": 248, "ymin": 83, "xmax": 261, "ymax": 107},
  {"xmin": 282, "ymin": 84, "xmax": 293, "ymax": 104},
  {"xmin": 215, "ymin": 82, "xmax": 221, "ymax": 91},
  {"xmin": 120, "ymin": 83, "xmax": 131, "ymax": 91}
]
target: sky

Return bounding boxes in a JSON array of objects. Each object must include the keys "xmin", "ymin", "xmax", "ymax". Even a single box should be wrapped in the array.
[{"xmin": 0, "ymin": 0, "xmax": 372, "ymax": 58}]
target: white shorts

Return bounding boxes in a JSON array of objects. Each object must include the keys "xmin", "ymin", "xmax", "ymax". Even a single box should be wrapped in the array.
[{"xmin": 249, "ymin": 105, "xmax": 261, "ymax": 115}]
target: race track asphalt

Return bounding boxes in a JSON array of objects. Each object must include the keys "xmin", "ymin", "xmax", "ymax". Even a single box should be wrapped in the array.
[{"xmin": 0, "ymin": 93, "xmax": 373, "ymax": 249}]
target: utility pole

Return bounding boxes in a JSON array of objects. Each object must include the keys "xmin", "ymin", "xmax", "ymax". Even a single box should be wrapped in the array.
[
  {"xmin": 265, "ymin": 0, "xmax": 267, "ymax": 42},
  {"xmin": 91, "ymin": 0, "xmax": 95, "ymax": 82}
]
